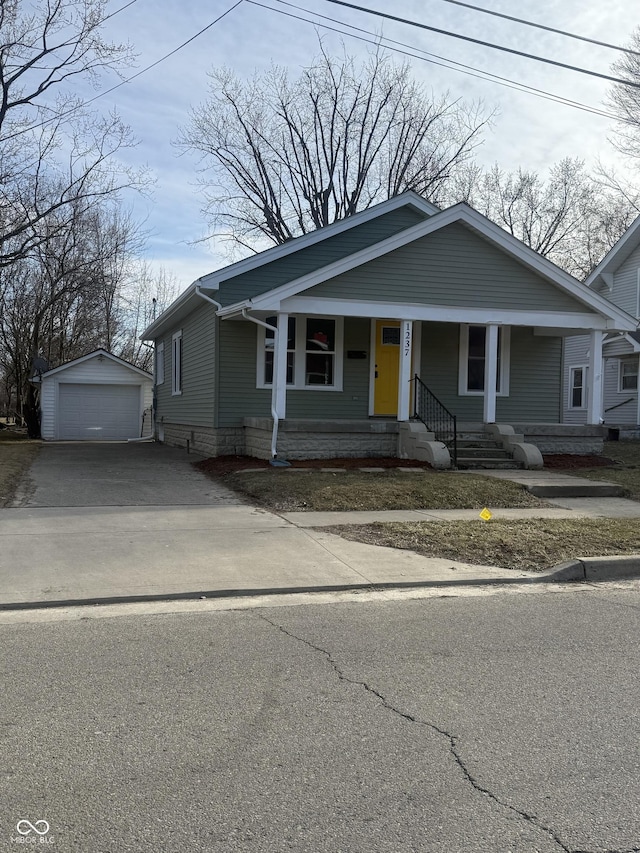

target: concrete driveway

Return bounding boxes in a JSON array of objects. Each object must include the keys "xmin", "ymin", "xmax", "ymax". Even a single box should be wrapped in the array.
[
  {"xmin": 0, "ymin": 441, "xmax": 524, "ymax": 608},
  {"xmin": 14, "ymin": 442, "xmax": 243, "ymax": 507}
]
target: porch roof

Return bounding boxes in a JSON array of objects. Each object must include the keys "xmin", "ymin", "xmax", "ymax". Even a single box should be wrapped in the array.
[{"xmin": 217, "ymin": 204, "xmax": 637, "ymax": 333}]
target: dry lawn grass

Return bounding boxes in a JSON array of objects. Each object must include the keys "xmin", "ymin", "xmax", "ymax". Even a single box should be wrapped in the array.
[
  {"xmin": 0, "ymin": 441, "xmax": 39, "ymax": 506},
  {"xmin": 224, "ymin": 469, "xmax": 546, "ymax": 512},
  {"xmin": 567, "ymin": 441, "xmax": 640, "ymax": 500},
  {"xmin": 325, "ymin": 517, "xmax": 640, "ymax": 572}
]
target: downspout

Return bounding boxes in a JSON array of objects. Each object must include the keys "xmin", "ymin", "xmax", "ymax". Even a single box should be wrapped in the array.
[
  {"xmin": 241, "ymin": 309, "xmax": 288, "ymax": 464},
  {"xmin": 195, "ymin": 285, "xmax": 222, "ymax": 311}
]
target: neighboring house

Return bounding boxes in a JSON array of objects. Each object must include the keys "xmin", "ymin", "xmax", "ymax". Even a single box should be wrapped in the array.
[
  {"xmin": 142, "ymin": 192, "xmax": 636, "ymax": 465},
  {"xmin": 563, "ymin": 215, "xmax": 640, "ymax": 437},
  {"xmin": 37, "ymin": 350, "xmax": 153, "ymax": 441}
]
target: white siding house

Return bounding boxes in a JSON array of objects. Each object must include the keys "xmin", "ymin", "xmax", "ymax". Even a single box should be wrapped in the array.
[
  {"xmin": 38, "ymin": 350, "xmax": 153, "ymax": 441},
  {"xmin": 562, "ymin": 216, "xmax": 640, "ymax": 434}
]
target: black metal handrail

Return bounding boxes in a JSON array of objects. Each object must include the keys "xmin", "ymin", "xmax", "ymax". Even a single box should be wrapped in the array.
[{"xmin": 412, "ymin": 374, "xmax": 457, "ymax": 467}]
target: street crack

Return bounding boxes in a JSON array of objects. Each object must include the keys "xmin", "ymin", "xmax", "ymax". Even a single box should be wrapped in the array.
[{"xmin": 258, "ymin": 612, "xmax": 582, "ymax": 853}]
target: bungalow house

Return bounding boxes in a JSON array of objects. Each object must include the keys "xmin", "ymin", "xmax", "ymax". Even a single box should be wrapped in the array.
[
  {"xmin": 563, "ymin": 214, "xmax": 640, "ymax": 437},
  {"xmin": 142, "ymin": 192, "xmax": 636, "ymax": 467}
]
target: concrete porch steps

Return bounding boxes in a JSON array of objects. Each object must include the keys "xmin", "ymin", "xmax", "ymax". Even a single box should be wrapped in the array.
[{"xmin": 454, "ymin": 432, "xmax": 522, "ymax": 470}]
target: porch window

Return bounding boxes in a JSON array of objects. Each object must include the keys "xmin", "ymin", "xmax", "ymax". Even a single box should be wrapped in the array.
[
  {"xmin": 156, "ymin": 341, "xmax": 164, "ymax": 385},
  {"xmin": 172, "ymin": 330, "xmax": 182, "ymax": 395},
  {"xmin": 257, "ymin": 315, "xmax": 343, "ymax": 390},
  {"xmin": 264, "ymin": 316, "xmax": 296, "ymax": 385},
  {"xmin": 305, "ymin": 318, "xmax": 336, "ymax": 386},
  {"xmin": 458, "ymin": 325, "xmax": 510, "ymax": 396},
  {"xmin": 569, "ymin": 365, "xmax": 587, "ymax": 409},
  {"xmin": 619, "ymin": 360, "xmax": 638, "ymax": 392}
]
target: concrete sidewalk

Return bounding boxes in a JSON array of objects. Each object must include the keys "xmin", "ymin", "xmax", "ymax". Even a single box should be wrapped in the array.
[
  {"xmin": 2, "ymin": 464, "xmax": 640, "ymax": 610},
  {"xmin": 0, "ymin": 504, "xmax": 539, "ymax": 608}
]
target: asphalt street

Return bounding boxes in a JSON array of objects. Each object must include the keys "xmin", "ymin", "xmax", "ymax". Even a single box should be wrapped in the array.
[{"xmin": 2, "ymin": 584, "xmax": 640, "ymax": 852}]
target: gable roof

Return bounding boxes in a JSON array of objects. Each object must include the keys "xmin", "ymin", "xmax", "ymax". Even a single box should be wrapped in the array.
[
  {"xmin": 39, "ymin": 349, "xmax": 152, "ymax": 379},
  {"xmin": 586, "ymin": 213, "xmax": 640, "ymax": 289},
  {"xmin": 142, "ymin": 192, "xmax": 439, "ymax": 339},
  {"xmin": 218, "ymin": 202, "xmax": 635, "ymax": 329}
]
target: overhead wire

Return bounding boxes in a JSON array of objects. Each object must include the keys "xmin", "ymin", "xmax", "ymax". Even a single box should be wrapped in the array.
[
  {"xmin": 316, "ymin": 0, "xmax": 640, "ymax": 90},
  {"xmin": 250, "ymin": 0, "xmax": 625, "ymax": 123},
  {"xmin": 434, "ymin": 0, "xmax": 640, "ymax": 57},
  {"xmin": 0, "ymin": 0, "xmax": 245, "ymax": 142}
]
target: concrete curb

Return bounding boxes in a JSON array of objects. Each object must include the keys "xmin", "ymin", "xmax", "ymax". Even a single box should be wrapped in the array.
[
  {"xmin": 546, "ymin": 554, "xmax": 640, "ymax": 582},
  {"xmin": 3, "ymin": 554, "xmax": 640, "ymax": 611}
]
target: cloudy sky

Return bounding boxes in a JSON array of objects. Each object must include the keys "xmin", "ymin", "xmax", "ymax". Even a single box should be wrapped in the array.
[{"xmin": 83, "ymin": 0, "xmax": 638, "ymax": 290}]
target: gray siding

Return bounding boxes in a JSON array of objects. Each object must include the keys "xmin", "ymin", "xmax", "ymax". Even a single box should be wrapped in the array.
[
  {"xmin": 604, "ymin": 336, "xmax": 635, "ymax": 357},
  {"xmin": 421, "ymin": 323, "xmax": 561, "ymax": 422},
  {"xmin": 216, "ymin": 207, "xmax": 427, "ymax": 306},
  {"xmin": 155, "ymin": 303, "xmax": 216, "ymax": 427},
  {"xmin": 609, "ymin": 244, "xmax": 640, "ymax": 315},
  {"xmin": 603, "ymin": 355, "xmax": 638, "ymax": 424},
  {"xmin": 562, "ymin": 335, "xmax": 589, "ymax": 424},
  {"xmin": 217, "ymin": 317, "xmax": 372, "ymax": 427},
  {"xmin": 308, "ymin": 223, "xmax": 591, "ymax": 313}
]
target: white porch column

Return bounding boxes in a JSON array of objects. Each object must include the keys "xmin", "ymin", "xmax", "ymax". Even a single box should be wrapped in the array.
[
  {"xmin": 483, "ymin": 324, "xmax": 499, "ymax": 423},
  {"xmin": 272, "ymin": 312, "xmax": 288, "ymax": 420},
  {"xmin": 398, "ymin": 320, "xmax": 413, "ymax": 421},
  {"xmin": 587, "ymin": 329, "xmax": 604, "ymax": 425}
]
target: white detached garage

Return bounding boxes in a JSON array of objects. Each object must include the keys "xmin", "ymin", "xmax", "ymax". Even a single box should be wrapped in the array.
[{"xmin": 39, "ymin": 350, "xmax": 153, "ymax": 441}]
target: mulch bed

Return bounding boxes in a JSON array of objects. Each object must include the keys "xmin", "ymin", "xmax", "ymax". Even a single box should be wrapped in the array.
[
  {"xmin": 195, "ymin": 455, "xmax": 428, "ymax": 477},
  {"xmin": 542, "ymin": 454, "xmax": 616, "ymax": 469},
  {"xmin": 195, "ymin": 453, "xmax": 620, "ymax": 478}
]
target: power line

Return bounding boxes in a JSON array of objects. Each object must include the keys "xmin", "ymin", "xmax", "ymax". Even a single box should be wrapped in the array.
[
  {"xmin": 252, "ymin": 0, "xmax": 624, "ymax": 123},
  {"xmin": 434, "ymin": 0, "xmax": 640, "ymax": 57},
  {"xmin": 0, "ymin": 0, "xmax": 244, "ymax": 142},
  {"xmin": 103, "ymin": 0, "xmax": 141, "ymax": 24},
  {"xmin": 317, "ymin": 0, "xmax": 640, "ymax": 90}
]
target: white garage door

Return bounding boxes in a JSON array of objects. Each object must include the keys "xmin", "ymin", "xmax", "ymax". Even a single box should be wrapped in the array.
[{"xmin": 58, "ymin": 384, "xmax": 141, "ymax": 440}]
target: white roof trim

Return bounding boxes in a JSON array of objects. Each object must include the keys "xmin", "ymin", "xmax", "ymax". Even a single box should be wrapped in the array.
[
  {"xmin": 40, "ymin": 349, "xmax": 152, "ymax": 379},
  {"xmin": 278, "ymin": 295, "xmax": 625, "ymax": 330},
  {"xmin": 241, "ymin": 203, "xmax": 634, "ymax": 327},
  {"xmin": 141, "ymin": 191, "xmax": 438, "ymax": 339},
  {"xmin": 585, "ymin": 213, "xmax": 640, "ymax": 288}
]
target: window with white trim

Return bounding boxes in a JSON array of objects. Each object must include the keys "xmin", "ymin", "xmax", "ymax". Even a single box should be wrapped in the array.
[
  {"xmin": 257, "ymin": 315, "xmax": 343, "ymax": 390},
  {"xmin": 458, "ymin": 325, "xmax": 510, "ymax": 395},
  {"xmin": 172, "ymin": 330, "xmax": 182, "ymax": 395},
  {"xmin": 636, "ymin": 269, "xmax": 640, "ymax": 319},
  {"xmin": 156, "ymin": 341, "xmax": 164, "ymax": 385},
  {"xmin": 569, "ymin": 365, "xmax": 587, "ymax": 409},
  {"xmin": 619, "ymin": 359, "xmax": 638, "ymax": 392}
]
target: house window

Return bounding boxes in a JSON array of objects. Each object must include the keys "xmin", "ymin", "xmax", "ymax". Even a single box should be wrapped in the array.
[
  {"xmin": 305, "ymin": 318, "xmax": 336, "ymax": 386},
  {"xmin": 257, "ymin": 315, "xmax": 343, "ymax": 390},
  {"xmin": 458, "ymin": 325, "xmax": 510, "ymax": 396},
  {"xmin": 569, "ymin": 365, "xmax": 587, "ymax": 409},
  {"xmin": 619, "ymin": 360, "xmax": 638, "ymax": 392},
  {"xmin": 172, "ymin": 330, "xmax": 182, "ymax": 395},
  {"xmin": 156, "ymin": 341, "xmax": 164, "ymax": 385}
]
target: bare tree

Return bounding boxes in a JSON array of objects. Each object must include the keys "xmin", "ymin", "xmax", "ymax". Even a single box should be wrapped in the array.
[
  {"xmin": 450, "ymin": 158, "xmax": 639, "ymax": 279},
  {"xmin": 179, "ymin": 43, "xmax": 492, "ymax": 252},
  {"xmin": 0, "ymin": 0, "xmax": 146, "ymax": 268},
  {"xmin": 115, "ymin": 263, "xmax": 180, "ymax": 371},
  {"xmin": 608, "ymin": 27, "xmax": 640, "ymax": 164},
  {"xmin": 0, "ymin": 200, "xmax": 143, "ymax": 435}
]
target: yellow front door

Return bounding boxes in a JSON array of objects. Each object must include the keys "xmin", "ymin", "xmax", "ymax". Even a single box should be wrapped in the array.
[{"xmin": 373, "ymin": 320, "xmax": 400, "ymax": 415}]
